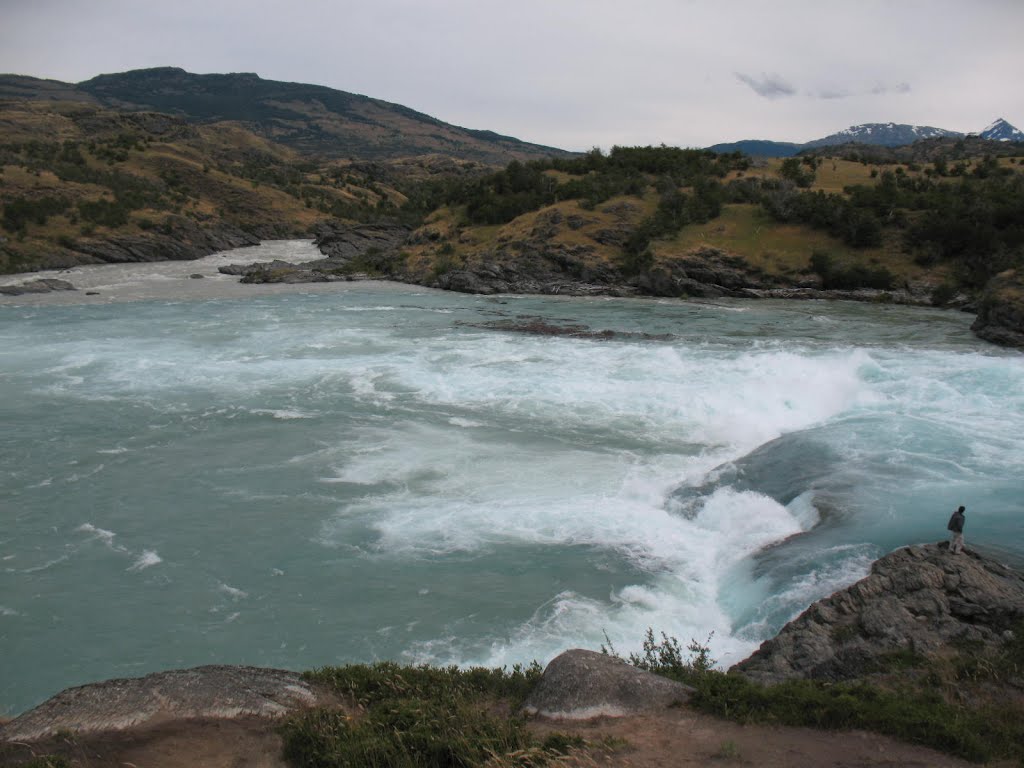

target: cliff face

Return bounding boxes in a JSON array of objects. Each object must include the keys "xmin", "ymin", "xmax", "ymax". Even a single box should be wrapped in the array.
[{"xmin": 733, "ymin": 543, "xmax": 1024, "ymax": 684}]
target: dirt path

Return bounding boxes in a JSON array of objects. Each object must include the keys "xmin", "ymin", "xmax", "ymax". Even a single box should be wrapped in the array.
[
  {"xmin": 1, "ymin": 707, "xmax": 987, "ymax": 768},
  {"xmin": 531, "ymin": 709, "xmax": 980, "ymax": 767}
]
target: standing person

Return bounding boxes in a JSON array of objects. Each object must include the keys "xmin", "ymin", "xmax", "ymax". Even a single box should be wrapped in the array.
[{"xmin": 947, "ymin": 505, "xmax": 966, "ymax": 554}]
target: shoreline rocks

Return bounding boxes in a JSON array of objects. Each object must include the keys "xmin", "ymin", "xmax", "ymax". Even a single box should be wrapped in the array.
[
  {"xmin": 732, "ymin": 542, "xmax": 1024, "ymax": 685},
  {"xmin": 0, "ymin": 278, "xmax": 76, "ymax": 295},
  {"xmin": 971, "ymin": 268, "xmax": 1024, "ymax": 348},
  {"xmin": 0, "ymin": 665, "xmax": 333, "ymax": 743}
]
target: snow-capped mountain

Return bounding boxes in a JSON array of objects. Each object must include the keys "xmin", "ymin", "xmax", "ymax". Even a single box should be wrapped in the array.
[
  {"xmin": 803, "ymin": 122, "xmax": 962, "ymax": 148},
  {"xmin": 978, "ymin": 118, "xmax": 1024, "ymax": 142},
  {"xmin": 708, "ymin": 118, "xmax": 1023, "ymax": 156}
]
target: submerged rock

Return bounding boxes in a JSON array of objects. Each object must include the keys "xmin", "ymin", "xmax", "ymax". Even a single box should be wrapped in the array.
[
  {"xmin": 521, "ymin": 649, "xmax": 693, "ymax": 719},
  {"xmin": 733, "ymin": 543, "xmax": 1024, "ymax": 684},
  {"xmin": 0, "ymin": 665, "xmax": 332, "ymax": 742}
]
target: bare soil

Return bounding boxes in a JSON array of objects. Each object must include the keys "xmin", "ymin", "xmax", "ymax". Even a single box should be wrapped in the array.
[{"xmin": 0, "ymin": 707, "xmax": 994, "ymax": 768}]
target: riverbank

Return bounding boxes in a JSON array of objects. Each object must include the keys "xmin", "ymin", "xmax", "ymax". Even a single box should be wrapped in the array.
[
  {"xmin": 3, "ymin": 542, "xmax": 1021, "ymax": 767},
  {"xmin": 6, "ymin": 237, "xmax": 1021, "ymax": 351}
]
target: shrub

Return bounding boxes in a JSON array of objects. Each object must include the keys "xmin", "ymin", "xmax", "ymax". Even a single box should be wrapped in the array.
[
  {"xmin": 809, "ymin": 251, "xmax": 894, "ymax": 290},
  {"xmin": 1, "ymin": 196, "xmax": 71, "ymax": 233}
]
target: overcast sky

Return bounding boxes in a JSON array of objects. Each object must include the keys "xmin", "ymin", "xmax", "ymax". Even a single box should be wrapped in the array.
[{"xmin": 1, "ymin": 0, "xmax": 1021, "ymax": 151}]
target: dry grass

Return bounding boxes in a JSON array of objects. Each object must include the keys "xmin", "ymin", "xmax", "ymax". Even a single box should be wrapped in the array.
[
  {"xmin": 810, "ymin": 159, "xmax": 880, "ymax": 193},
  {"xmin": 652, "ymin": 203, "xmax": 928, "ymax": 282}
]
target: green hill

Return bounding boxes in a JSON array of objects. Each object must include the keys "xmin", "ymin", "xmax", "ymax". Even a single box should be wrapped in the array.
[{"xmin": 0, "ymin": 67, "xmax": 571, "ymax": 164}]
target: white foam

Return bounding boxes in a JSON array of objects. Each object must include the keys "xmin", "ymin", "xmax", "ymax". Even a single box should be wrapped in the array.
[
  {"xmin": 218, "ymin": 582, "xmax": 249, "ymax": 600},
  {"xmin": 448, "ymin": 417, "xmax": 484, "ymax": 428},
  {"xmin": 127, "ymin": 550, "xmax": 163, "ymax": 572},
  {"xmin": 250, "ymin": 408, "xmax": 314, "ymax": 420},
  {"xmin": 77, "ymin": 523, "xmax": 119, "ymax": 546},
  {"xmin": 326, "ymin": 419, "xmax": 811, "ymax": 670},
  {"xmin": 22, "ymin": 555, "xmax": 70, "ymax": 573},
  {"xmin": 0, "ymin": 606, "xmax": 19, "ymax": 616}
]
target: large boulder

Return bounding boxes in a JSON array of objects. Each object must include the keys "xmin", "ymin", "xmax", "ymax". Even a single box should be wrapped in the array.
[
  {"xmin": 0, "ymin": 665, "xmax": 331, "ymax": 742},
  {"xmin": 521, "ymin": 649, "xmax": 693, "ymax": 720},
  {"xmin": 972, "ymin": 269, "xmax": 1024, "ymax": 348},
  {"xmin": 733, "ymin": 543, "xmax": 1024, "ymax": 684}
]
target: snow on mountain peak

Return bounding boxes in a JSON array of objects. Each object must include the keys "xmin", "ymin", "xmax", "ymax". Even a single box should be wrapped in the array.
[{"xmin": 979, "ymin": 118, "xmax": 1023, "ymax": 142}]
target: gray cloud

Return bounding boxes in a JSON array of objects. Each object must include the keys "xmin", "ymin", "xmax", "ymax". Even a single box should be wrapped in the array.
[
  {"xmin": 815, "ymin": 88, "xmax": 852, "ymax": 100},
  {"xmin": 735, "ymin": 72, "xmax": 797, "ymax": 99},
  {"xmin": 871, "ymin": 81, "xmax": 912, "ymax": 95}
]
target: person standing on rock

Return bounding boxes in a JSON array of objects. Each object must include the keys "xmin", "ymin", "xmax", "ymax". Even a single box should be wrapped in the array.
[{"xmin": 947, "ymin": 505, "xmax": 966, "ymax": 553}]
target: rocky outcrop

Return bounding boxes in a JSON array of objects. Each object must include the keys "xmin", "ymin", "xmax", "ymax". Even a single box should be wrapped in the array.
[
  {"xmin": 432, "ymin": 256, "xmax": 633, "ymax": 297},
  {"xmin": 236, "ymin": 260, "xmax": 333, "ymax": 284},
  {"xmin": 0, "ymin": 665, "xmax": 334, "ymax": 742},
  {"xmin": 733, "ymin": 543, "xmax": 1024, "ymax": 685},
  {"xmin": 0, "ymin": 278, "xmax": 76, "ymax": 296},
  {"xmin": 313, "ymin": 222, "xmax": 410, "ymax": 262},
  {"xmin": 211, "ymin": 222, "xmax": 410, "ymax": 284},
  {"xmin": 72, "ymin": 218, "xmax": 260, "ymax": 265},
  {"xmin": 521, "ymin": 649, "xmax": 693, "ymax": 720},
  {"xmin": 972, "ymin": 269, "xmax": 1024, "ymax": 348}
]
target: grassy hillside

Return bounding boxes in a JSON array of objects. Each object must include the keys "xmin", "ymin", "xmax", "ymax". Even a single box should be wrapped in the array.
[
  {"xmin": 0, "ymin": 98, "xmax": 466, "ymax": 272},
  {"xmin": 3, "ymin": 82, "xmax": 1022, "ymax": 295},
  {"xmin": 398, "ymin": 146, "xmax": 1024, "ymax": 298}
]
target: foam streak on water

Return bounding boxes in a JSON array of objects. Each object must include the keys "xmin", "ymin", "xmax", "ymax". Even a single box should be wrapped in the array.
[{"xmin": 1, "ymin": 248, "xmax": 1022, "ymax": 715}]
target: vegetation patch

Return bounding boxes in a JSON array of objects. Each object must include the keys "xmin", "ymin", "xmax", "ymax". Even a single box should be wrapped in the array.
[
  {"xmin": 604, "ymin": 627, "xmax": 1024, "ymax": 765},
  {"xmin": 282, "ymin": 661, "xmax": 587, "ymax": 768}
]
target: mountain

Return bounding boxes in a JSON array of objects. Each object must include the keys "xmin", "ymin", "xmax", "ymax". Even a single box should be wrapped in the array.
[
  {"xmin": 801, "ymin": 122, "xmax": 961, "ymax": 148},
  {"xmin": 709, "ymin": 118, "xmax": 1022, "ymax": 156},
  {"xmin": 0, "ymin": 67, "xmax": 571, "ymax": 164},
  {"xmin": 701, "ymin": 139, "xmax": 803, "ymax": 158},
  {"xmin": 978, "ymin": 117, "xmax": 1024, "ymax": 142}
]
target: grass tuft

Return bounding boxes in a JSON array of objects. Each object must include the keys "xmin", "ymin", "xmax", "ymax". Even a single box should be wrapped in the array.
[{"xmin": 282, "ymin": 662, "xmax": 561, "ymax": 767}]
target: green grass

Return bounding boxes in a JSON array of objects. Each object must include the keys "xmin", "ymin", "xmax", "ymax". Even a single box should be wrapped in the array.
[
  {"xmin": 282, "ymin": 661, "xmax": 578, "ymax": 768},
  {"xmin": 605, "ymin": 626, "xmax": 1024, "ymax": 765}
]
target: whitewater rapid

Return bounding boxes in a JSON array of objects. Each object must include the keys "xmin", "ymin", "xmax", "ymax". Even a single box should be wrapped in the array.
[{"xmin": 2, "ymin": 241, "xmax": 1021, "ymax": 716}]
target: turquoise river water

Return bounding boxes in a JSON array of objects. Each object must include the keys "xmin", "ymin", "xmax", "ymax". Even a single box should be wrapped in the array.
[{"xmin": 1, "ymin": 241, "xmax": 1022, "ymax": 716}]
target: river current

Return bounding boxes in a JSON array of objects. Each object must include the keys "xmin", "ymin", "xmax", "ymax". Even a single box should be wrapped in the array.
[{"xmin": 2, "ymin": 241, "xmax": 1021, "ymax": 715}]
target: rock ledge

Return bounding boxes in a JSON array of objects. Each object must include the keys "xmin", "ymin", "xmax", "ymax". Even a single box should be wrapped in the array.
[
  {"xmin": 733, "ymin": 543, "xmax": 1024, "ymax": 684},
  {"xmin": 0, "ymin": 665, "xmax": 330, "ymax": 742}
]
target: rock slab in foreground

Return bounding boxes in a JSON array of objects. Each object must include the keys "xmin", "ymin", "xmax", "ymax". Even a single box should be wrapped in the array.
[
  {"xmin": 0, "ymin": 665, "xmax": 328, "ymax": 743},
  {"xmin": 521, "ymin": 648, "xmax": 694, "ymax": 719},
  {"xmin": 734, "ymin": 543, "xmax": 1024, "ymax": 684}
]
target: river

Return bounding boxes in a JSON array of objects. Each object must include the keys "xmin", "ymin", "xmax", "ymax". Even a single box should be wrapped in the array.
[{"xmin": 1, "ymin": 240, "xmax": 1021, "ymax": 716}]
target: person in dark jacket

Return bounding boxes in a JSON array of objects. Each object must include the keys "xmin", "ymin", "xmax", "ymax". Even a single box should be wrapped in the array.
[{"xmin": 947, "ymin": 505, "xmax": 966, "ymax": 554}]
